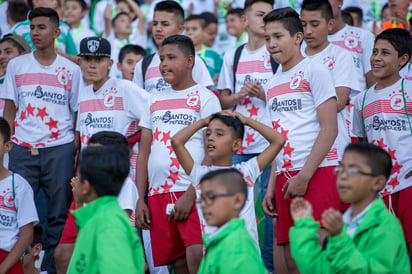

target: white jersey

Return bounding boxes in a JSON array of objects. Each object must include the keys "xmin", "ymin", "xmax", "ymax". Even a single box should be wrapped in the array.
[
  {"xmin": 400, "ymin": 63, "xmax": 412, "ymax": 81},
  {"xmin": 118, "ymin": 175, "xmax": 138, "ymax": 214},
  {"xmin": 190, "ymin": 157, "xmax": 260, "ymax": 245},
  {"xmin": 302, "ymin": 43, "xmax": 361, "ymax": 159},
  {"xmin": 1, "ymin": 53, "xmax": 80, "ymax": 148},
  {"xmin": 133, "ymin": 53, "xmax": 214, "ymax": 93},
  {"xmin": 217, "ymin": 44, "xmax": 274, "ymax": 154},
  {"xmin": 328, "ymin": 25, "xmax": 374, "ymax": 91},
  {"xmin": 139, "ymin": 84, "xmax": 221, "ymax": 195},
  {"xmin": 342, "ymin": 0, "xmax": 387, "ymax": 30},
  {"xmin": 0, "ymin": 173, "xmax": 39, "ymax": 252},
  {"xmin": 352, "ymin": 79, "xmax": 412, "ymax": 196},
  {"xmin": 265, "ymin": 58, "xmax": 338, "ymax": 172},
  {"xmin": 70, "ymin": 23, "xmax": 97, "ymax": 53},
  {"xmin": 77, "ymin": 78, "xmax": 148, "ymax": 147}
]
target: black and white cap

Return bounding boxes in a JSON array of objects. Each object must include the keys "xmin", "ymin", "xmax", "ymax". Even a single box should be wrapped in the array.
[{"xmin": 78, "ymin": 37, "xmax": 111, "ymax": 57}]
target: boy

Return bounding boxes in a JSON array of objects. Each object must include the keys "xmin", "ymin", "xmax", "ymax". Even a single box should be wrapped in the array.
[
  {"xmin": 67, "ymin": 145, "xmax": 145, "ymax": 274},
  {"xmin": 226, "ymin": 8, "xmax": 248, "ymax": 48},
  {"xmin": 200, "ymin": 12, "xmax": 218, "ymax": 49},
  {"xmin": 6, "ymin": 1, "xmax": 29, "ymax": 30},
  {"xmin": 23, "ymin": 224, "xmax": 43, "ymax": 274},
  {"xmin": 185, "ymin": 14, "xmax": 223, "ymax": 82},
  {"xmin": 0, "ymin": 117, "xmax": 38, "ymax": 274},
  {"xmin": 263, "ymin": 7, "xmax": 340, "ymax": 273},
  {"xmin": 300, "ymin": 0, "xmax": 361, "ymax": 160},
  {"xmin": 136, "ymin": 35, "xmax": 221, "ymax": 273},
  {"xmin": 197, "ymin": 169, "xmax": 267, "ymax": 274},
  {"xmin": 133, "ymin": 0, "xmax": 213, "ymax": 93},
  {"xmin": 289, "ymin": 143, "xmax": 410, "ymax": 273},
  {"xmin": 1, "ymin": 7, "xmax": 81, "ymax": 273},
  {"xmin": 117, "ymin": 44, "xmax": 146, "ymax": 81},
  {"xmin": 343, "ymin": 6, "xmax": 363, "ymax": 28},
  {"xmin": 352, "ymin": 28, "xmax": 412, "ymax": 253},
  {"xmin": 342, "ymin": 0, "xmax": 386, "ymax": 30},
  {"xmin": 380, "ymin": 0, "xmax": 411, "ymax": 31},
  {"xmin": 171, "ymin": 111, "xmax": 285, "ymax": 244},
  {"xmin": 63, "ymin": 0, "xmax": 97, "ymax": 53}
]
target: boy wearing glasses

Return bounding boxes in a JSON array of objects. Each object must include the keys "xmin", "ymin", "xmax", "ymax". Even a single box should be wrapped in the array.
[
  {"xmin": 289, "ymin": 142, "xmax": 410, "ymax": 273},
  {"xmin": 196, "ymin": 168, "xmax": 267, "ymax": 273}
]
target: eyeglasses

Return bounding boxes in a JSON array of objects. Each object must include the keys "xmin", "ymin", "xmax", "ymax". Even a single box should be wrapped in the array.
[
  {"xmin": 196, "ymin": 193, "xmax": 235, "ymax": 205},
  {"xmin": 334, "ymin": 166, "xmax": 376, "ymax": 177}
]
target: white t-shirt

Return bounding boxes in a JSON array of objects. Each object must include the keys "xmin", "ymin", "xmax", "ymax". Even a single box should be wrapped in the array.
[
  {"xmin": 118, "ymin": 175, "xmax": 138, "ymax": 214},
  {"xmin": 400, "ymin": 63, "xmax": 412, "ymax": 81},
  {"xmin": 133, "ymin": 53, "xmax": 214, "ymax": 93},
  {"xmin": 77, "ymin": 78, "xmax": 148, "ymax": 147},
  {"xmin": 92, "ymin": 0, "xmax": 116, "ymax": 35},
  {"xmin": 189, "ymin": 157, "xmax": 260, "ymax": 245},
  {"xmin": 265, "ymin": 58, "xmax": 338, "ymax": 172},
  {"xmin": 217, "ymin": 44, "xmax": 274, "ymax": 154},
  {"xmin": 139, "ymin": 84, "xmax": 221, "ymax": 195},
  {"xmin": 0, "ymin": 173, "xmax": 39, "ymax": 252},
  {"xmin": 328, "ymin": 25, "xmax": 375, "ymax": 91},
  {"xmin": 1, "ymin": 53, "xmax": 80, "ymax": 148},
  {"xmin": 70, "ymin": 23, "xmax": 97, "ymax": 53},
  {"xmin": 352, "ymin": 79, "xmax": 412, "ymax": 196},
  {"xmin": 302, "ymin": 43, "xmax": 362, "ymax": 159}
]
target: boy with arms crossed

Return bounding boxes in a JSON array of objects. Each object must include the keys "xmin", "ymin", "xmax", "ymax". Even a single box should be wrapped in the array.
[
  {"xmin": 136, "ymin": 35, "xmax": 221, "ymax": 274},
  {"xmin": 262, "ymin": 7, "xmax": 340, "ymax": 273}
]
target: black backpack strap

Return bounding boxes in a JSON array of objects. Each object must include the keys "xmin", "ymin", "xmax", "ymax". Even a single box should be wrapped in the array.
[
  {"xmin": 232, "ymin": 43, "xmax": 246, "ymax": 93},
  {"xmin": 270, "ymin": 56, "xmax": 279, "ymax": 74},
  {"xmin": 141, "ymin": 53, "xmax": 156, "ymax": 87}
]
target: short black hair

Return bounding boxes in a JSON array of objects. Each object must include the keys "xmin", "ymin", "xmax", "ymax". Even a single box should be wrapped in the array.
[
  {"xmin": 375, "ymin": 28, "xmax": 412, "ymax": 67},
  {"xmin": 301, "ymin": 0, "xmax": 334, "ymax": 22},
  {"xmin": 341, "ymin": 10, "xmax": 354, "ymax": 26},
  {"xmin": 28, "ymin": 7, "xmax": 60, "ymax": 27},
  {"xmin": 344, "ymin": 143, "xmax": 392, "ymax": 180},
  {"xmin": 65, "ymin": 0, "xmax": 87, "ymax": 11},
  {"xmin": 186, "ymin": 14, "xmax": 206, "ymax": 29},
  {"xmin": 80, "ymin": 145, "xmax": 130, "ymax": 197},
  {"xmin": 244, "ymin": 0, "xmax": 274, "ymax": 12},
  {"xmin": 0, "ymin": 36, "xmax": 26, "ymax": 54},
  {"xmin": 0, "ymin": 117, "xmax": 11, "ymax": 143},
  {"xmin": 161, "ymin": 34, "xmax": 195, "ymax": 58},
  {"xmin": 209, "ymin": 113, "xmax": 244, "ymax": 140},
  {"xmin": 88, "ymin": 131, "xmax": 129, "ymax": 147},
  {"xmin": 7, "ymin": 1, "xmax": 29, "ymax": 24},
  {"xmin": 200, "ymin": 12, "xmax": 218, "ymax": 27},
  {"xmin": 199, "ymin": 168, "xmax": 248, "ymax": 207},
  {"xmin": 227, "ymin": 8, "xmax": 244, "ymax": 17},
  {"xmin": 111, "ymin": 12, "xmax": 130, "ymax": 27},
  {"xmin": 263, "ymin": 7, "xmax": 303, "ymax": 36},
  {"xmin": 31, "ymin": 224, "xmax": 43, "ymax": 247},
  {"xmin": 118, "ymin": 44, "xmax": 146, "ymax": 63},
  {"xmin": 344, "ymin": 6, "xmax": 363, "ymax": 22},
  {"xmin": 154, "ymin": 0, "xmax": 184, "ymax": 25}
]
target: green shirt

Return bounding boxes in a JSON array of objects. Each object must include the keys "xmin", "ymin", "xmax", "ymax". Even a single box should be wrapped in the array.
[
  {"xmin": 290, "ymin": 198, "xmax": 410, "ymax": 274},
  {"xmin": 197, "ymin": 45, "xmax": 223, "ymax": 80},
  {"xmin": 67, "ymin": 196, "xmax": 144, "ymax": 274},
  {"xmin": 198, "ymin": 218, "xmax": 267, "ymax": 274},
  {"xmin": 12, "ymin": 20, "xmax": 78, "ymax": 54}
]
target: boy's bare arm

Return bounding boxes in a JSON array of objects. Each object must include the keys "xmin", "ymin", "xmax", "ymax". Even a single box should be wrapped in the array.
[
  {"xmin": 335, "ymin": 87, "xmax": 350, "ymax": 112},
  {"xmin": 284, "ymin": 98, "xmax": 338, "ymax": 199},
  {"xmin": 262, "ymin": 159, "xmax": 278, "ymax": 217},
  {"xmin": 218, "ymin": 88, "xmax": 248, "ymax": 109},
  {"xmin": 103, "ymin": 4, "xmax": 112, "ymax": 37},
  {"xmin": 135, "ymin": 128, "xmax": 152, "ymax": 230},
  {"xmin": 4, "ymin": 100, "xmax": 16, "ymax": 135},
  {"xmin": 171, "ymin": 117, "xmax": 210, "ymax": 176},
  {"xmin": 0, "ymin": 223, "xmax": 33, "ymax": 273},
  {"xmin": 126, "ymin": 0, "xmax": 146, "ymax": 34}
]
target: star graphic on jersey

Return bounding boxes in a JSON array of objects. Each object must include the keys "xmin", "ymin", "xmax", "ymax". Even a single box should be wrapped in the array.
[
  {"xmin": 347, "ymin": 103, "xmax": 354, "ymax": 113},
  {"xmin": 26, "ymin": 103, "xmax": 35, "ymax": 116},
  {"xmin": 237, "ymin": 146, "xmax": 246, "ymax": 154},
  {"xmin": 80, "ymin": 134, "xmax": 90, "ymax": 145},
  {"xmin": 245, "ymin": 132, "xmax": 255, "ymax": 146},
  {"xmin": 387, "ymin": 148, "xmax": 397, "ymax": 161},
  {"xmin": 242, "ymin": 97, "xmax": 252, "ymax": 108},
  {"xmin": 168, "ymin": 170, "xmax": 180, "ymax": 184},
  {"xmin": 380, "ymin": 188, "xmax": 391, "ymax": 197},
  {"xmin": 282, "ymin": 159, "xmax": 293, "ymax": 170},
  {"xmin": 376, "ymin": 138, "xmax": 387, "ymax": 148},
  {"xmin": 387, "ymin": 176, "xmax": 399, "ymax": 189},
  {"xmin": 170, "ymin": 157, "xmax": 180, "ymax": 169},
  {"xmin": 166, "ymin": 145, "xmax": 174, "ymax": 155},
  {"xmin": 36, "ymin": 107, "xmax": 49, "ymax": 120},
  {"xmin": 200, "ymin": 221, "xmax": 206, "ymax": 234},
  {"xmin": 20, "ymin": 110, "xmax": 27, "ymax": 121},
  {"xmin": 14, "ymin": 121, "xmax": 19, "ymax": 128},
  {"xmin": 152, "ymin": 187, "xmax": 160, "ymax": 195},
  {"xmin": 45, "ymin": 117, "xmax": 58, "ymax": 131},
  {"xmin": 50, "ymin": 130, "xmax": 60, "ymax": 140},
  {"xmin": 247, "ymin": 105, "xmax": 259, "ymax": 118},
  {"xmin": 281, "ymin": 128, "xmax": 289, "ymax": 140},
  {"xmin": 160, "ymin": 131, "xmax": 171, "ymax": 145},
  {"xmin": 153, "ymin": 128, "xmax": 161, "ymax": 141},
  {"xmin": 272, "ymin": 119, "xmax": 281, "ymax": 130},
  {"xmin": 392, "ymin": 161, "xmax": 403, "ymax": 174},
  {"xmin": 161, "ymin": 180, "xmax": 173, "ymax": 192},
  {"xmin": 283, "ymin": 142, "xmax": 294, "ymax": 157}
]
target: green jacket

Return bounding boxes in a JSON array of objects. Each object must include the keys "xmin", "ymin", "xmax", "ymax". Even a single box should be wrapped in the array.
[
  {"xmin": 198, "ymin": 218, "xmax": 267, "ymax": 274},
  {"xmin": 67, "ymin": 196, "xmax": 144, "ymax": 274},
  {"xmin": 290, "ymin": 198, "xmax": 410, "ymax": 274}
]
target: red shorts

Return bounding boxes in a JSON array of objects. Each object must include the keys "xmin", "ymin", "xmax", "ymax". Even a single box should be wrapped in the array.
[
  {"xmin": 275, "ymin": 166, "xmax": 340, "ymax": 245},
  {"xmin": 148, "ymin": 192, "xmax": 202, "ymax": 266},
  {"xmin": 0, "ymin": 249, "xmax": 24, "ymax": 274},
  {"xmin": 59, "ymin": 200, "xmax": 77, "ymax": 244},
  {"xmin": 383, "ymin": 186, "xmax": 412, "ymax": 244}
]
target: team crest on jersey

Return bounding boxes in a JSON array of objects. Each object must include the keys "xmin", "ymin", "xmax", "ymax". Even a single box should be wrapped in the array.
[
  {"xmin": 390, "ymin": 90, "xmax": 404, "ymax": 110},
  {"xmin": 87, "ymin": 40, "xmax": 99, "ymax": 52},
  {"xmin": 186, "ymin": 91, "xmax": 200, "ymax": 107},
  {"xmin": 56, "ymin": 67, "xmax": 71, "ymax": 85},
  {"xmin": 290, "ymin": 71, "xmax": 304, "ymax": 89},
  {"xmin": 323, "ymin": 56, "xmax": 335, "ymax": 70},
  {"xmin": 0, "ymin": 189, "xmax": 15, "ymax": 211},
  {"xmin": 342, "ymin": 31, "xmax": 360, "ymax": 49},
  {"xmin": 263, "ymin": 52, "xmax": 272, "ymax": 69},
  {"xmin": 103, "ymin": 87, "xmax": 118, "ymax": 107}
]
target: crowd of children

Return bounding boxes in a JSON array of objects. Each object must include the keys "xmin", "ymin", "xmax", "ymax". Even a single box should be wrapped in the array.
[{"xmin": 0, "ymin": 0, "xmax": 411, "ymax": 274}]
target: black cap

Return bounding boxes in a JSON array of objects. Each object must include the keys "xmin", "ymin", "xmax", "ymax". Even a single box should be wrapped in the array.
[{"xmin": 78, "ymin": 37, "xmax": 111, "ymax": 57}]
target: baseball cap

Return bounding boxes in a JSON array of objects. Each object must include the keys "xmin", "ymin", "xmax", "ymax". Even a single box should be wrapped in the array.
[
  {"xmin": 78, "ymin": 37, "xmax": 111, "ymax": 58},
  {"xmin": 2, "ymin": 34, "xmax": 31, "ymax": 53}
]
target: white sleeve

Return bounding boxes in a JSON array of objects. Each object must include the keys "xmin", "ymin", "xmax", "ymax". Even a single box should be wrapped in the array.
[
  {"xmin": 237, "ymin": 157, "xmax": 261, "ymax": 186},
  {"xmin": 117, "ymin": 176, "xmax": 138, "ymax": 214},
  {"xmin": 200, "ymin": 92, "xmax": 222, "ymax": 118},
  {"xmin": 124, "ymin": 81, "xmax": 149, "ymax": 121},
  {"xmin": 351, "ymin": 92, "xmax": 364, "ymax": 137},
  {"xmin": 216, "ymin": 49, "xmax": 235, "ymax": 93},
  {"xmin": 333, "ymin": 50, "xmax": 362, "ymax": 93},
  {"xmin": 138, "ymin": 95, "xmax": 152, "ymax": 130},
  {"xmin": 92, "ymin": 1, "xmax": 107, "ymax": 35},
  {"xmin": 1, "ymin": 61, "xmax": 18, "ymax": 104},
  {"xmin": 361, "ymin": 30, "xmax": 374, "ymax": 73},
  {"xmin": 133, "ymin": 59, "xmax": 144, "ymax": 89},
  {"xmin": 69, "ymin": 66, "xmax": 81, "ymax": 112},
  {"xmin": 14, "ymin": 174, "xmax": 39, "ymax": 228},
  {"xmin": 309, "ymin": 62, "xmax": 337, "ymax": 107},
  {"xmin": 193, "ymin": 55, "xmax": 214, "ymax": 88},
  {"xmin": 189, "ymin": 164, "xmax": 210, "ymax": 187}
]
